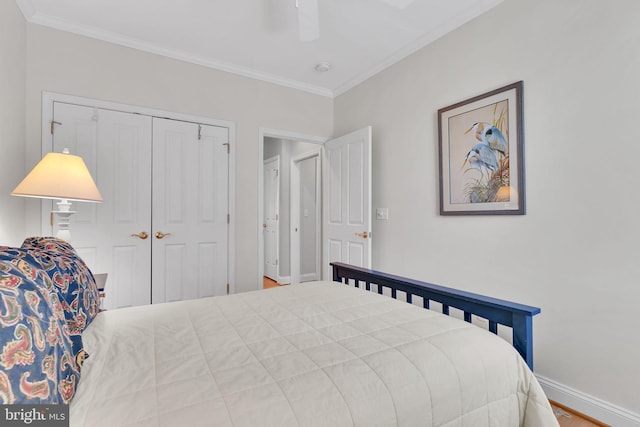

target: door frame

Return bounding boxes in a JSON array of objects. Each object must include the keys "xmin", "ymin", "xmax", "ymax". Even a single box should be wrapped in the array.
[
  {"xmin": 41, "ymin": 91, "xmax": 237, "ymax": 293},
  {"xmin": 263, "ymin": 155, "xmax": 280, "ymax": 282},
  {"xmin": 257, "ymin": 128, "xmax": 328, "ymax": 290},
  {"xmin": 290, "ymin": 150, "xmax": 322, "ymax": 284}
]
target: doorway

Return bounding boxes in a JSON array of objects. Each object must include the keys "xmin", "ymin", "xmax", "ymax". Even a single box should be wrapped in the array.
[
  {"xmin": 258, "ymin": 129, "xmax": 326, "ymax": 289},
  {"xmin": 257, "ymin": 126, "xmax": 373, "ymax": 290}
]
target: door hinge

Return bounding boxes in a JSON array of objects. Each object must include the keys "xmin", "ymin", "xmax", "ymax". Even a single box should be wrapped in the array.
[
  {"xmin": 275, "ymin": 214, "xmax": 279, "ymax": 221},
  {"xmin": 223, "ymin": 142, "xmax": 230, "ymax": 154},
  {"xmin": 226, "ymin": 283, "xmax": 230, "ymax": 294},
  {"xmin": 198, "ymin": 125, "xmax": 202, "ymax": 140},
  {"xmin": 276, "ymin": 259, "xmax": 278, "ymax": 266},
  {"xmin": 50, "ymin": 121, "xmax": 61, "ymax": 135},
  {"xmin": 227, "ymin": 213, "xmax": 230, "ymax": 224}
]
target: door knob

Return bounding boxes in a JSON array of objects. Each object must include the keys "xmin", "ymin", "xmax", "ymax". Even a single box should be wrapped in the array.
[
  {"xmin": 130, "ymin": 231, "xmax": 148, "ymax": 240},
  {"xmin": 155, "ymin": 231, "xmax": 172, "ymax": 239},
  {"xmin": 355, "ymin": 231, "xmax": 369, "ymax": 239}
]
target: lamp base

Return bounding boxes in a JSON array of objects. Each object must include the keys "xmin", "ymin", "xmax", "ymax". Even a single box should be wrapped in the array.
[
  {"xmin": 55, "ymin": 228, "xmax": 72, "ymax": 242},
  {"xmin": 52, "ymin": 208, "xmax": 76, "ymax": 242}
]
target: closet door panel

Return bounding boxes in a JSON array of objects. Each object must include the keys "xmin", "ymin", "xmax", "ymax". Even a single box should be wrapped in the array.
[
  {"xmin": 198, "ymin": 124, "xmax": 229, "ymax": 299},
  {"xmin": 50, "ymin": 103, "xmax": 153, "ymax": 309},
  {"xmin": 100, "ymin": 109, "xmax": 153, "ymax": 309},
  {"xmin": 151, "ymin": 119, "xmax": 229, "ymax": 304}
]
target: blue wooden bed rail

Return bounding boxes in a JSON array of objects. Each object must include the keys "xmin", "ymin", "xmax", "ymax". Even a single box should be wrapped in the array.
[{"xmin": 330, "ymin": 262, "xmax": 541, "ymax": 370}]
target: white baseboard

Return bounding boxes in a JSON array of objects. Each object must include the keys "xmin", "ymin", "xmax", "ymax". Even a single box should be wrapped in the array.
[
  {"xmin": 278, "ymin": 274, "xmax": 319, "ymax": 284},
  {"xmin": 536, "ymin": 375, "xmax": 640, "ymax": 427},
  {"xmin": 277, "ymin": 275, "xmax": 290, "ymax": 285}
]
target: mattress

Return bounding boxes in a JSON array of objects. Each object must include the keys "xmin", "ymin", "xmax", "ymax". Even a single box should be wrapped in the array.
[{"xmin": 70, "ymin": 281, "xmax": 558, "ymax": 426}]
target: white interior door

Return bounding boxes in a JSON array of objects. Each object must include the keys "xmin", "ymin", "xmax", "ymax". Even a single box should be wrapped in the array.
[
  {"xmin": 151, "ymin": 118, "xmax": 229, "ymax": 303},
  {"xmin": 291, "ymin": 152, "xmax": 321, "ymax": 284},
  {"xmin": 300, "ymin": 155, "xmax": 321, "ymax": 282},
  {"xmin": 263, "ymin": 156, "xmax": 279, "ymax": 281},
  {"xmin": 322, "ymin": 126, "xmax": 372, "ymax": 279},
  {"xmin": 50, "ymin": 102, "xmax": 153, "ymax": 309}
]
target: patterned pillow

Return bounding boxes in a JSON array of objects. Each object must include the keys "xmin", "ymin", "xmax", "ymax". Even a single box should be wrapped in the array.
[
  {"xmin": 21, "ymin": 237, "xmax": 100, "ymax": 352},
  {"xmin": 21, "ymin": 237, "xmax": 77, "ymax": 259},
  {"xmin": 0, "ymin": 247, "xmax": 81, "ymax": 404}
]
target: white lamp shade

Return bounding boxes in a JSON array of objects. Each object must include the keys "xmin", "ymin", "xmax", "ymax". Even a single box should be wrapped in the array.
[{"xmin": 11, "ymin": 152, "xmax": 103, "ymax": 202}]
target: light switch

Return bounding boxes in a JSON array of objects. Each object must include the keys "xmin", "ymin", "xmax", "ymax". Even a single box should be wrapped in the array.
[{"xmin": 376, "ymin": 208, "xmax": 388, "ymax": 220}]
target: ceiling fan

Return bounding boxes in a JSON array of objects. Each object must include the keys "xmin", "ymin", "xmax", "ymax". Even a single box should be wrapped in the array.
[{"xmin": 295, "ymin": 0, "xmax": 319, "ymax": 41}]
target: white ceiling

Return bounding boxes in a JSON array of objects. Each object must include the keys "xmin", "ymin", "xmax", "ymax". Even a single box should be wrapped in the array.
[{"xmin": 17, "ymin": 0, "xmax": 502, "ymax": 97}]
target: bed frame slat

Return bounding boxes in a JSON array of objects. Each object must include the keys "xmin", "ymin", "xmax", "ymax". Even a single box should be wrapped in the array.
[
  {"xmin": 489, "ymin": 320, "xmax": 498, "ymax": 334},
  {"xmin": 331, "ymin": 262, "xmax": 541, "ymax": 370}
]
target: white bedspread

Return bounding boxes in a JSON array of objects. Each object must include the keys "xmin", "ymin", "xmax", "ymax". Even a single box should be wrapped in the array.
[{"xmin": 71, "ymin": 281, "xmax": 558, "ymax": 427}]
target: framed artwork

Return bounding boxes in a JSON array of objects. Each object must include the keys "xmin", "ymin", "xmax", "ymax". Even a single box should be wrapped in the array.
[{"xmin": 438, "ymin": 81, "xmax": 525, "ymax": 215}]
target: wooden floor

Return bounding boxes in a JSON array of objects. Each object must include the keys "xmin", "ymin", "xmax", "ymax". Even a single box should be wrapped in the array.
[
  {"xmin": 263, "ymin": 278, "xmax": 607, "ymax": 427},
  {"xmin": 551, "ymin": 402, "xmax": 609, "ymax": 427},
  {"xmin": 263, "ymin": 276, "xmax": 286, "ymax": 289}
]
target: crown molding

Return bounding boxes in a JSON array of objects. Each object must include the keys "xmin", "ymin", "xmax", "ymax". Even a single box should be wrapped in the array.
[
  {"xmin": 19, "ymin": 5, "xmax": 335, "ymax": 98},
  {"xmin": 17, "ymin": 0, "xmax": 502, "ymax": 100}
]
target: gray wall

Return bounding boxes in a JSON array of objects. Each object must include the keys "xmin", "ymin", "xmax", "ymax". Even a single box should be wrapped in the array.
[
  {"xmin": 335, "ymin": 0, "xmax": 640, "ymax": 417},
  {"xmin": 0, "ymin": 0, "xmax": 26, "ymax": 246}
]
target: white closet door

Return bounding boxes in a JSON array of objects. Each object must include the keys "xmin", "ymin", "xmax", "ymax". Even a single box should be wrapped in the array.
[
  {"xmin": 151, "ymin": 118, "xmax": 229, "ymax": 303},
  {"xmin": 51, "ymin": 103, "xmax": 153, "ymax": 309},
  {"xmin": 322, "ymin": 127, "xmax": 372, "ymax": 280}
]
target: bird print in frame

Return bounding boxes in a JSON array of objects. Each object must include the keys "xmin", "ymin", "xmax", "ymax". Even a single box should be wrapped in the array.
[{"xmin": 438, "ymin": 81, "xmax": 525, "ymax": 215}]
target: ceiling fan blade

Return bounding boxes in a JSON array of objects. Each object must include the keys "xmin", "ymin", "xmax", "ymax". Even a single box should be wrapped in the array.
[{"xmin": 297, "ymin": 0, "xmax": 319, "ymax": 41}]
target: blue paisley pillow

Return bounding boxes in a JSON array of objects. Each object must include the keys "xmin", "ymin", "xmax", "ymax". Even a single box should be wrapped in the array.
[
  {"xmin": 0, "ymin": 247, "xmax": 81, "ymax": 404},
  {"xmin": 21, "ymin": 237, "xmax": 100, "ymax": 356}
]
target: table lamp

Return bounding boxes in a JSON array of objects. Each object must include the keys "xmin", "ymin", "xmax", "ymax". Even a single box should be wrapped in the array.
[{"xmin": 11, "ymin": 148, "xmax": 103, "ymax": 241}]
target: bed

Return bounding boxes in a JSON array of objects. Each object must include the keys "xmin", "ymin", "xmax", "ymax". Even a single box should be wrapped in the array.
[{"xmin": 0, "ymin": 238, "xmax": 559, "ymax": 426}]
